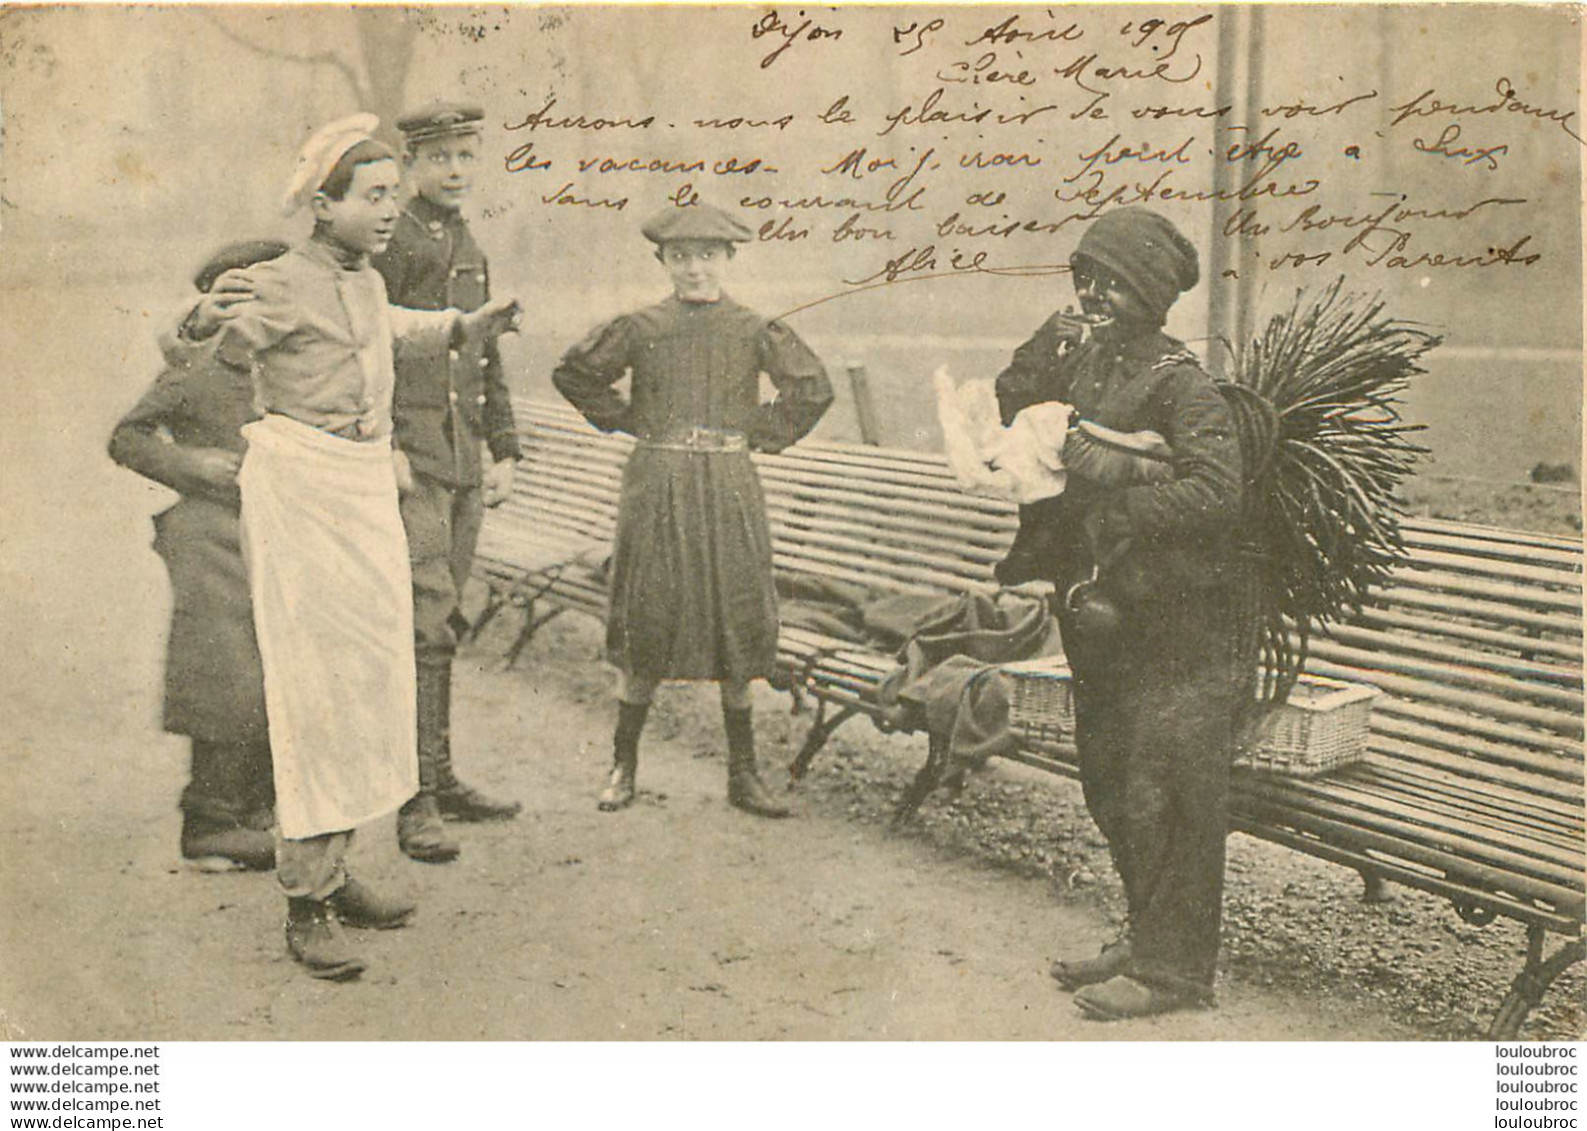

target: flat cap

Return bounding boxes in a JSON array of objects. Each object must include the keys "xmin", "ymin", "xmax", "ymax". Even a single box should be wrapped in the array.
[
  {"xmin": 193, "ymin": 239, "xmax": 291, "ymax": 293},
  {"xmin": 640, "ymin": 203, "xmax": 754, "ymax": 246},
  {"xmin": 397, "ymin": 102, "xmax": 485, "ymax": 144}
]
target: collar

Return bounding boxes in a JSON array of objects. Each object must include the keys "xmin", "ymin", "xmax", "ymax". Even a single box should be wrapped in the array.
[
  {"xmin": 404, "ymin": 193, "xmax": 463, "ymax": 232},
  {"xmin": 1100, "ymin": 327, "xmax": 1185, "ymax": 364},
  {"xmin": 304, "ymin": 232, "xmax": 367, "ymax": 272}
]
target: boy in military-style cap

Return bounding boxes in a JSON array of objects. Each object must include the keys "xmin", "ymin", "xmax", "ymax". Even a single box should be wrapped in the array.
[
  {"xmin": 371, "ymin": 102, "xmax": 524, "ymax": 865},
  {"xmin": 110, "ymin": 240, "xmax": 289, "ymax": 875},
  {"xmin": 995, "ymin": 207, "xmax": 1247, "ymax": 1020},
  {"xmin": 554, "ymin": 202, "xmax": 834, "ymax": 818}
]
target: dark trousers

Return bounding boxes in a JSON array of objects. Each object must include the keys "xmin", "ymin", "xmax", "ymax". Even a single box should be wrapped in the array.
[
  {"xmin": 1061, "ymin": 584, "xmax": 1243, "ymax": 999},
  {"xmin": 399, "ymin": 473, "xmax": 484, "ymax": 667},
  {"xmin": 181, "ymin": 738, "xmax": 275, "ymax": 825}
]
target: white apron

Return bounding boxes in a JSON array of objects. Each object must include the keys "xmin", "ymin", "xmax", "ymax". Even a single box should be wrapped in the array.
[{"xmin": 238, "ymin": 413, "xmax": 418, "ymax": 839}]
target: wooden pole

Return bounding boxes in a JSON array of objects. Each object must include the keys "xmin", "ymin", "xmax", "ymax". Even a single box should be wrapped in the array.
[{"xmin": 845, "ymin": 361, "xmax": 882, "ymax": 446}]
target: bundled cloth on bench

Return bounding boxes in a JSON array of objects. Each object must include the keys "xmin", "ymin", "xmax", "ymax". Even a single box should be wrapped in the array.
[{"xmin": 777, "ymin": 573, "xmax": 1060, "ymax": 780}]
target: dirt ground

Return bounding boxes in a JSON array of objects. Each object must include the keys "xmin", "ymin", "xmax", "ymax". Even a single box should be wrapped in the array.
[{"xmin": 1, "ymin": 590, "xmax": 1579, "ymax": 1042}]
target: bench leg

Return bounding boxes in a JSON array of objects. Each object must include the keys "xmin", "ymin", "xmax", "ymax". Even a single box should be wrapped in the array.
[
  {"xmin": 892, "ymin": 732, "xmax": 947, "ymax": 825},
  {"xmin": 468, "ymin": 587, "xmax": 510, "ymax": 643},
  {"xmin": 1358, "ymin": 869, "xmax": 1395, "ymax": 904},
  {"xmin": 787, "ymin": 700, "xmax": 858, "ymax": 783},
  {"xmin": 1487, "ymin": 924, "xmax": 1586, "ymax": 1040},
  {"xmin": 502, "ymin": 600, "xmax": 567, "ymax": 670}
]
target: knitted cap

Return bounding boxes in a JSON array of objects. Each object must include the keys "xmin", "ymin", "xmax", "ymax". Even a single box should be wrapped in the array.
[{"xmin": 1073, "ymin": 207, "xmax": 1200, "ymax": 320}]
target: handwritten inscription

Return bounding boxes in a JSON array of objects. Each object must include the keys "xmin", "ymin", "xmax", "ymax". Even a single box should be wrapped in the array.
[{"xmin": 500, "ymin": 12, "xmax": 1570, "ymax": 294}]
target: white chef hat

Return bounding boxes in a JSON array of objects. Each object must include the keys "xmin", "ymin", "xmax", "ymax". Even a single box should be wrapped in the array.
[{"xmin": 280, "ymin": 113, "xmax": 382, "ymax": 217}]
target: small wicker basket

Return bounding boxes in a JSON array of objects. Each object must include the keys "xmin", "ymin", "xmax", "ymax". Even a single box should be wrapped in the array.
[
  {"xmin": 1001, "ymin": 656, "xmax": 1077, "ymax": 747},
  {"xmin": 1235, "ymin": 675, "xmax": 1382, "ymax": 777},
  {"xmin": 1001, "ymin": 661, "xmax": 1380, "ymax": 778}
]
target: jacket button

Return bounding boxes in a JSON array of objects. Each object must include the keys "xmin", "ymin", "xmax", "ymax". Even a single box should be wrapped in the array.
[
  {"xmin": 476, "ymin": 273, "xmax": 486, "ymax": 284},
  {"xmin": 448, "ymin": 389, "xmax": 459, "ymax": 404},
  {"xmin": 478, "ymin": 357, "xmax": 489, "ymax": 369},
  {"xmin": 476, "ymin": 394, "xmax": 487, "ymax": 406},
  {"xmin": 448, "ymin": 349, "xmax": 459, "ymax": 361}
]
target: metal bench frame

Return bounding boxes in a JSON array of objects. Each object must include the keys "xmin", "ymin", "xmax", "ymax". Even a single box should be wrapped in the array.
[{"xmin": 477, "ymin": 397, "xmax": 1585, "ymax": 1038}]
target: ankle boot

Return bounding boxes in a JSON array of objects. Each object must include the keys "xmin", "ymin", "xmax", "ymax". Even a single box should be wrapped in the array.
[
  {"xmin": 399, "ymin": 794, "xmax": 460, "ymax": 863},
  {"xmin": 181, "ymin": 810, "xmax": 276, "ymax": 873},
  {"xmin": 399, "ymin": 679, "xmax": 461, "ymax": 863},
  {"xmin": 423, "ymin": 661, "xmax": 522, "ymax": 822},
  {"xmin": 724, "ymin": 707, "xmax": 790, "ymax": 818},
  {"xmin": 328, "ymin": 875, "xmax": 415, "ymax": 930},
  {"xmin": 598, "ymin": 701, "xmax": 647, "ymax": 812},
  {"xmin": 285, "ymin": 897, "xmax": 366, "ymax": 981}
]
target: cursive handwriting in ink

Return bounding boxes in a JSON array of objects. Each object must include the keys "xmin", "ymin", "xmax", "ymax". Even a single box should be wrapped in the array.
[
  {"xmin": 752, "ymin": 8, "xmax": 842, "ymax": 69},
  {"xmin": 1262, "ymin": 89, "xmax": 1378, "ymax": 119},
  {"xmin": 840, "ymin": 244, "xmax": 1071, "ymax": 287},
  {"xmin": 1063, "ymin": 133, "xmax": 1196, "ymax": 183},
  {"xmin": 503, "ymin": 141, "xmax": 553, "ymax": 174},
  {"xmin": 1412, "ymin": 123, "xmax": 1509, "ymax": 170},
  {"xmin": 1388, "ymin": 77, "xmax": 1583, "ymax": 144},
  {"xmin": 1055, "ymin": 50, "xmax": 1204, "ymax": 97},
  {"xmin": 505, "ymin": 98, "xmax": 656, "ymax": 132},
  {"xmin": 893, "ymin": 17, "xmax": 944, "ymax": 56},
  {"xmin": 878, "ymin": 88, "xmax": 1059, "ymax": 137},
  {"xmin": 936, "ymin": 51, "xmax": 1038, "ymax": 87},
  {"xmin": 967, "ymin": 14, "xmax": 1085, "ymax": 48},
  {"xmin": 1117, "ymin": 14, "xmax": 1213, "ymax": 61},
  {"xmin": 540, "ymin": 182, "xmax": 629, "ymax": 210}
]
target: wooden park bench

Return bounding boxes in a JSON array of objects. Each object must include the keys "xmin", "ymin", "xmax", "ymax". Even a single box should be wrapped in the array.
[{"xmin": 474, "ymin": 396, "xmax": 1585, "ymax": 1038}]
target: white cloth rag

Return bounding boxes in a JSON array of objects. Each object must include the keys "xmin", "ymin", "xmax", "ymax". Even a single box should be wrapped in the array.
[{"xmin": 935, "ymin": 367, "xmax": 1070, "ymax": 504}]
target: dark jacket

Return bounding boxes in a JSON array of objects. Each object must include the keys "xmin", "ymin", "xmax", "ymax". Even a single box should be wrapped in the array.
[
  {"xmin": 107, "ymin": 353, "xmax": 267, "ymax": 743},
  {"xmin": 372, "ymin": 194, "xmax": 521, "ymax": 487},
  {"xmin": 994, "ymin": 313, "xmax": 1244, "ymax": 605}
]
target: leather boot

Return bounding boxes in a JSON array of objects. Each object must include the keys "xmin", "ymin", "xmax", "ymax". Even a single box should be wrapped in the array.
[
  {"xmin": 1051, "ymin": 936, "xmax": 1133, "ymax": 991},
  {"xmin": 181, "ymin": 740, "xmax": 275, "ymax": 871},
  {"xmin": 424, "ymin": 661, "xmax": 522, "ymax": 822},
  {"xmin": 399, "ymin": 794, "xmax": 459, "ymax": 863},
  {"xmin": 285, "ymin": 897, "xmax": 366, "ymax": 981},
  {"xmin": 328, "ymin": 875, "xmax": 415, "ymax": 930},
  {"xmin": 181, "ymin": 811, "xmax": 275, "ymax": 873},
  {"xmin": 598, "ymin": 701, "xmax": 647, "ymax": 812},
  {"xmin": 399, "ymin": 674, "xmax": 461, "ymax": 863},
  {"xmin": 724, "ymin": 707, "xmax": 790, "ymax": 819}
]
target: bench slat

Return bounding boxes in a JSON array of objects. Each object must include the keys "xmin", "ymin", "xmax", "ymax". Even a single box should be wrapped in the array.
[
  {"xmin": 1384, "ymin": 569, "xmax": 1582, "ymax": 614},
  {"xmin": 1306, "ymin": 657, "xmax": 1584, "ymax": 738},
  {"xmin": 1304, "ymin": 637, "xmax": 1583, "ymax": 713},
  {"xmin": 1403, "ymin": 516, "xmax": 1585, "ymax": 555},
  {"xmin": 1231, "ymin": 819, "xmax": 1581, "ymax": 934},
  {"xmin": 1341, "ymin": 776, "xmax": 1583, "ymax": 854},
  {"xmin": 1288, "ymin": 777, "xmax": 1586, "ymax": 872},
  {"xmin": 1405, "ymin": 547, "xmax": 1582, "ymax": 589},
  {"xmin": 1370, "ymin": 736, "xmax": 1583, "ymax": 806},
  {"xmin": 1350, "ymin": 607, "xmax": 1582, "ymax": 663},
  {"xmin": 1368, "ymin": 586, "xmax": 1581, "ymax": 635},
  {"xmin": 1370, "ymin": 714, "xmax": 1584, "ymax": 787},
  {"xmin": 1319, "ymin": 623, "xmax": 1582, "ymax": 686},
  {"xmin": 1235, "ymin": 787, "xmax": 1585, "ymax": 908}
]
